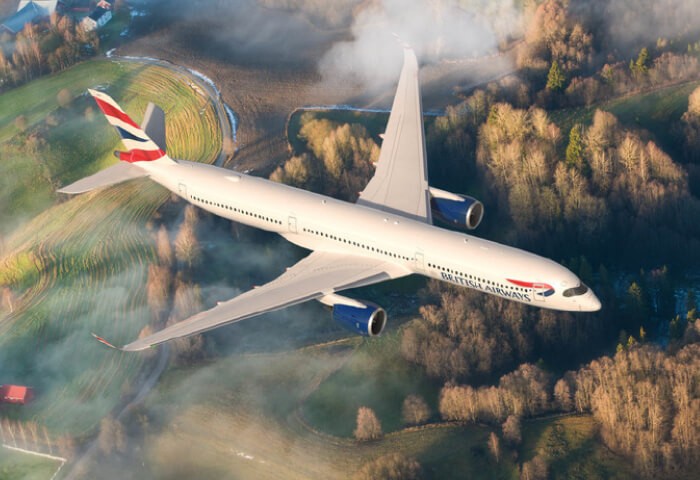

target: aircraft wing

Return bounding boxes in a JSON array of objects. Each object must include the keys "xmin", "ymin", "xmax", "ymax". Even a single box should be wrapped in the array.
[
  {"xmin": 356, "ymin": 46, "xmax": 432, "ymax": 223},
  {"xmin": 103, "ymin": 251, "xmax": 409, "ymax": 351}
]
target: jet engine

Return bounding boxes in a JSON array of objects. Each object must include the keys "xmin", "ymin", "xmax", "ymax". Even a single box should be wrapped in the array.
[
  {"xmin": 429, "ymin": 187, "xmax": 484, "ymax": 230},
  {"xmin": 319, "ymin": 294, "xmax": 387, "ymax": 337}
]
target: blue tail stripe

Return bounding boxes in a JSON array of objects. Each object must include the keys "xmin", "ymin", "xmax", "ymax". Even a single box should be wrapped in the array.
[{"xmin": 116, "ymin": 126, "xmax": 148, "ymax": 142}]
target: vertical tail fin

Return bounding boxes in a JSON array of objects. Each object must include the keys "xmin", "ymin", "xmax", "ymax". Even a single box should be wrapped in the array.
[{"xmin": 88, "ymin": 89, "xmax": 175, "ymax": 164}]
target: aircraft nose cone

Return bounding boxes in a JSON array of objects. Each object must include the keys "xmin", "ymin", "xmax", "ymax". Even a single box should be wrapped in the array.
[{"xmin": 579, "ymin": 291, "xmax": 602, "ymax": 312}]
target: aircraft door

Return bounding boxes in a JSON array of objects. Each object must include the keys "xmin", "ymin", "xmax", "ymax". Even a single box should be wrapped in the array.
[
  {"xmin": 533, "ymin": 282, "xmax": 546, "ymax": 302},
  {"xmin": 178, "ymin": 182, "xmax": 187, "ymax": 199},
  {"xmin": 288, "ymin": 216, "xmax": 297, "ymax": 233},
  {"xmin": 414, "ymin": 252, "xmax": 425, "ymax": 272}
]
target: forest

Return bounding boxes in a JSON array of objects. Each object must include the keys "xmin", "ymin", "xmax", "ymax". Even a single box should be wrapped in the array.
[
  {"xmin": 1, "ymin": 0, "xmax": 698, "ymax": 478},
  {"xmin": 0, "ymin": 12, "xmax": 100, "ymax": 89},
  {"xmin": 267, "ymin": 2, "xmax": 700, "ymax": 477}
]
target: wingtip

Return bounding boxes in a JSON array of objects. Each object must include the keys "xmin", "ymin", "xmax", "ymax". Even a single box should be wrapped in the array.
[
  {"xmin": 91, "ymin": 332, "xmax": 121, "ymax": 350},
  {"xmin": 391, "ymin": 32, "xmax": 413, "ymax": 51}
]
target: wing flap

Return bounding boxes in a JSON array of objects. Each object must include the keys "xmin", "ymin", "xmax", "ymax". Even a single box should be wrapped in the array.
[{"xmin": 117, "ymin": 251, "xmax": 409, "ymax": 351}]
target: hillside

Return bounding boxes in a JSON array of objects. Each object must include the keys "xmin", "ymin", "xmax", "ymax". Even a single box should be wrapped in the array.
[{"xmin": 0, "ymin": 59, "xmax": 221, "ymax": 438}]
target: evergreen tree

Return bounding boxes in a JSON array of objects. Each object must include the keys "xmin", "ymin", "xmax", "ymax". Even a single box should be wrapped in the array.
[
  {"xmin": 566, "ymin": 125, "xmax": 583, "ymax": 169},
  {"xmin": 631, "ymin": 47, "xmax": 650, "ymax": 75},
  {"xmin": 578, "ymin": 256, "xmax": 593, "ymax": 286},
  {"xmin": 686, "ymin": 288, "xmax": 697, "ymax": 315},
  {"xmin": 547, "ymin": 60, "xmax": 565, "ymax": 91},
  {"xmin": 669, "ymin": 315, "xmax": 686, "ymax": 340},
  {"xmin": 625, "ymin": 282, "xmax": 650, "ymax": 323},
  {"xmin": 601, "ymin": 64, "xmax": 614, "ymax": 86}
]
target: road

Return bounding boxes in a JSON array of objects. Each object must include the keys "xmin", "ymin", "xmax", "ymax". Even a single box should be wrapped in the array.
[{"xmin": 61, "ymin": 345, "xmax": 169, "ymax": 480}]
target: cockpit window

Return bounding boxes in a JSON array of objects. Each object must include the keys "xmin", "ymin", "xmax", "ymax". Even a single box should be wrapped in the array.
[{"xmin": 563, "ymin": 283, "xmax": 589, "ymax": 297}]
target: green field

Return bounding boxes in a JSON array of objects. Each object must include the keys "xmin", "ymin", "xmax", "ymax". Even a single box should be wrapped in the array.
[
  {"xmin": 0, "ymin": 447, "xmax": 62, "ymax": 480},
  {"xmin": 83, "ymin": 343, "xmax": 509, "ymax": 479},
  {"xmin": 0, "ymin": 59, "xmax": 221, "ymax": 438},
  {"xmin": 520, "ymin": 415, "xmax": 632, "ymax": 480},
  {"xmin": 551, "ymin": 81, "xmax": 700, "ymax": 158},
  {"xmin": 73, "ymin": 331, "xmax": 636, "ymax": 479},
  {"xmin": 302, "ymin": 324, "xmax": 439, "ymax": 437}
]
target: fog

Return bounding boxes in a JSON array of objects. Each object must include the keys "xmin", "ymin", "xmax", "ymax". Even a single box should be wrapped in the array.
[
  {"xmin": 318, "ymin": 0, "xmax": 523, "ymax": 88},
  {"xmin": 571, "ymin": 0, "xmax": 700, "ymax": 53}
]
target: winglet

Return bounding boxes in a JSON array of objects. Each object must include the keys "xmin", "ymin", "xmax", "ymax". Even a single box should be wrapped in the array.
[
  {"xmin": 91, "ymin": 333, "xmax": 122, "ymax": 350},
  {"xmin": 391, "ymin": 32, "xmax": 412, "ymax": 50}
]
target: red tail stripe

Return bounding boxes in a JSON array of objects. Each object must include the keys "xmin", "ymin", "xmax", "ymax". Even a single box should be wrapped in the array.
[
  {"xmin": 122, "ymin": 148, "xmax": 166, "ymax": 163},
  {"xmin": 93, "ymin": 97, "xmax": 140, "ymax": 130}
]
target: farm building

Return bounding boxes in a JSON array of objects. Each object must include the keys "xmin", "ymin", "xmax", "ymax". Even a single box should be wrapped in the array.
[
  {"xmin": 81, "ymin": 0, "xmax": 112, "ymax": 31},
  {"xmin": 0, "ymin": 1, "xmax": 50, "ymax": 35},
  {"xmin": 16, "ymin": 1, "xmax": 63, "ymax": 15},
  {"xmin": 0, "ymin": 385, "xmax": 34, "ymax": 405}
]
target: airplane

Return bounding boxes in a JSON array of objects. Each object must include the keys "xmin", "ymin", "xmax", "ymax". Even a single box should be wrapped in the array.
[{"xmin": 59, "ymin": 46, "xmax": 601, "ymax": 352}]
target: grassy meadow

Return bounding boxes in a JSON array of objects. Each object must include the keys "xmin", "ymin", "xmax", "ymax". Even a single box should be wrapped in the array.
[
  {"xmin": 0, "ymin": 448, "xmax": 62, "ymax": 480},
  {"xmin": 77, "ymin": 329, "xmax": 633, "ymax": 479},
  {"xmin": 551, "ymin": 81, "xmax": 700, "ymax": 158},
  {"xmin": 0, "ymin": 59, "xmax": 221, "ymax": 439}
]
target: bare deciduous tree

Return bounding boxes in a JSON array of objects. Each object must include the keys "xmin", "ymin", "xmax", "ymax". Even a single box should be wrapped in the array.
[
  {"xmin": 354, "ymin": 407, "xmax": 382, "ymax": 441},
  {"xmin": 553, "ymin": 378, "xmax": 573, "ymax": 411},
  {"xmin": 352, "ymin": 453, "xmax": 422, "ymax": 480},
  {"xmin": 98, "ymin": 415, "xmax": 126, "ymax": 455},
  {"xmin": 521, "ymin": 454, "xmax": 548, "ymax": 480},
  {"xmin": 402, "ymin": 394, "xmax": 430, "ymax": 426},
  {"xmin": 174, "ymin": 222, "xmax": 202, "ymax": 268},
  {"xmin": 488, "ymin": 432, "xmax": 500, "ymax": 463},
  {"xmin": 156, "ymin": 225, "xmax": 174, "ymax": 267},
  {"xmin": 503, "ymin": 415, "xmax": 522, "ymax": 446}
]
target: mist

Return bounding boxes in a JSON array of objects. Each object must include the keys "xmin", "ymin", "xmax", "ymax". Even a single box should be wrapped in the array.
[
  {"xmin": 571, "ymin": 0, "xmax": 700, "ymax": 53},
  {"xmin": 318, "ymin": 0, "xmax": 523, "ymax": 89}
]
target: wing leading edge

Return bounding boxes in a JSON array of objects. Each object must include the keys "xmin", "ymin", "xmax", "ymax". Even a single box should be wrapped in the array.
[
  {"xmin": 113, "ymin": 251, "xmax": 409, "ymax": 351},
  {"xmin": 356, "ymin": 47, "xmax": 431, "ymax": 223}
]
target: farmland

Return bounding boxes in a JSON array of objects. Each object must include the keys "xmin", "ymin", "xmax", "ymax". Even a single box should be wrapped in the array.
[
  {"xmin": 0, "ymin": 58, "xmax": 221, "ymax": 442},
  {"xmin": 0, "ymin": 447, "xmax": 62, "ymax": 480}
]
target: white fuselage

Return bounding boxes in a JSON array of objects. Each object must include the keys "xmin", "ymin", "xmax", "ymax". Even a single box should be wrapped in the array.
[{"xmin": 145, "ymin": 160, "xmax": 600, "ymax": 312}]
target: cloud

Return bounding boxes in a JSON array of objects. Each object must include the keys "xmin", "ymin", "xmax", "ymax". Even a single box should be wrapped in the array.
[
  {"xmin": 318, "ymin": 0, "xmax": 522, "ymax": 88},
  {"xmin": 571, "ymin": 0, "xmax": 700, "ymax": 53}
]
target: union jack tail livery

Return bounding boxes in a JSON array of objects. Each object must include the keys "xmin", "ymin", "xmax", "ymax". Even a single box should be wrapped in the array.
[
  {"xmin": 88, "ymin": 89, "xmax": 174, "ymax": 165},
  {"xmin": 57, "ymin": 90, "xmax": 174, "ymax": 194}
]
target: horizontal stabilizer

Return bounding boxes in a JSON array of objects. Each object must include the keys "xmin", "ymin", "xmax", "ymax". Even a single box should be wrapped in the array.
[{"xmin": 58, "ymin": 162, "xmax": 147, "ymax": 194}]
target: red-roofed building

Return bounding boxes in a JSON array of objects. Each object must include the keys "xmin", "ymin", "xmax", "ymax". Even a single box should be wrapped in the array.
[{"xmin": 0, "ymin": 385, "xmax": 34, "ymax": 405}]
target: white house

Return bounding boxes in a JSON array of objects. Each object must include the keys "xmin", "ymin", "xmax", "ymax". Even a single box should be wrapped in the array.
[{"xmin": 81, "ymin": 2, "xmax": 113, "ymax": 32}]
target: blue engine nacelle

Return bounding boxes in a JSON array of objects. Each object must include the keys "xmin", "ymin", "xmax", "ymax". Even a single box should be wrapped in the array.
[
  {"xmin": 430, "ymin": 189, "xmax": 484, "ymax": 230},
  {"xmin": 332, "ymin": 301, "xmax": 387, "ymax": 337}
]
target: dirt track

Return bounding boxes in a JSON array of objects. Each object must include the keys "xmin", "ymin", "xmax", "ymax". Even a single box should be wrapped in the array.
[{"xmin": 119, "ymin": 1, "xmax": 514, "ymax": 174}]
